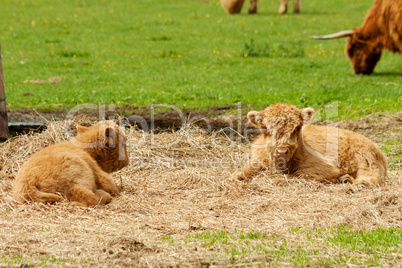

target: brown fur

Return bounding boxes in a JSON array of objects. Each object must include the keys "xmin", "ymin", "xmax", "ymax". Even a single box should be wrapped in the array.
[
  {"xmin": 12, "ymin": 121, "xmax": 129, "ymax": 207},
  {"xmin": 233, "ymin": 103, "xmax": 387, "ymax": 187},
  {"xmin": 220, "ymin": 0, "xmax": 300, "ymax": 14},
  {"xmin": 221, "ymin": 0, "xmax": 246, "ymax": 14},
  {"xmin": 345, "ymin": 0, "xmax": 402, "ymax": 75}
]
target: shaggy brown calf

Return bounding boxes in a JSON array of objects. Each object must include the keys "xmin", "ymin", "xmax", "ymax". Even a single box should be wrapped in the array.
[
  {"xmin": 220, "ymin": 0, "xmax": 300, "ymax": 14},
  {"xmin": 311, "ymin": 0, "xmax": 402, "ymax": 75},
  {"xmin": 12, "ymin": 121, "xmax": 129, "ymax": 207},
  {"xmin": 232, "ymin": 103, "xmax": 387, "ymax": 187}
]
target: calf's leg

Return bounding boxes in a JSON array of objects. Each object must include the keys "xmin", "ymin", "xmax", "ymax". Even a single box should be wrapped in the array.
[
  {"xmin": 93, "ymin": 168, "xmax": 119, "ymax": 196},
  {"xmin": 69, "ymin": 186, "xmax": 112, "ymax": 207},
  {"xmin": 350, "ymin": 168, "xmax": 383, "ymax": 188},
  {"xmin": 293, "ymin": 167, "xmax": 341, "ymax": 184},
  {"xmin": 232, "ymin": 157, "xmax": 270, "ymax": 181}
]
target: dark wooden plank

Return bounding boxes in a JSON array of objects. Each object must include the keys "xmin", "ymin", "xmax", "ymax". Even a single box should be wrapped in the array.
[{"xmin": 0, "ymin": 43, "xmax": 9, "ymax": 137}]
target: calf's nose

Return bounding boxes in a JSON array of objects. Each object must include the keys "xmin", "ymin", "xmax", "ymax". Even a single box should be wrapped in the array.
[{"xmin": 275, "ymin": 147, "xmax": 289, "ymax": 157}]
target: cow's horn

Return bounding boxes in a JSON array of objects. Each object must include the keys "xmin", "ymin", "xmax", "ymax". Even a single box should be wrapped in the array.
[{"xmin": 310, "ymin": 30, "xmax": 354, "ymax": 40}]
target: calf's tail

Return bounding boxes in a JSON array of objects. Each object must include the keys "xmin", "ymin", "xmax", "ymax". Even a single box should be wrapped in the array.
[
  {"xmin": 12, "ymin": 183, "xmax": 64, "ymax": 204},
  {"xmin": 375, "ymin": 149, "xmax": 387, "ymax": 181}
]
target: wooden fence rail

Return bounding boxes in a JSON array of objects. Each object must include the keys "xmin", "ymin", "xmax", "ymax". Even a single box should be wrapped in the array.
[{"xmin": 0, "ymin": 43, "xmax": 9, "ymax": 138}]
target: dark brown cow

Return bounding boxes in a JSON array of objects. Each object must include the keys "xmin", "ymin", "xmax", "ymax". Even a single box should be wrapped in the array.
[{"xmin": 311, "ymin": 0, "xmax": 402, "ymax": 75}]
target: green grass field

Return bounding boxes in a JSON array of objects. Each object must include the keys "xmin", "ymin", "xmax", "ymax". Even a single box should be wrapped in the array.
[
  {"xmin": 175, "ymin": 226, "xmax": 402, "ymax": 266},
  {"xmin": 1, "ymin": 1, "xmax": 401, "ymax": 267},
  {"xmin": 1, "ymin": 0, "xmax": 401, "ymax": 118}
]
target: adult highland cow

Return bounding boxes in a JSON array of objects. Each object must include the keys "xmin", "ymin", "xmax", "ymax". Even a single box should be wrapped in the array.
[
  {"xmin": 221, "ymin": 0, "xmax": 300, "ymax": 14},
  {"xmin": 311, "ymin": 0, "xmax": 402, "ymax": 75},
  {"xmin": 232, "ymin": 103, "xmax": 387, "ymax": 187}
]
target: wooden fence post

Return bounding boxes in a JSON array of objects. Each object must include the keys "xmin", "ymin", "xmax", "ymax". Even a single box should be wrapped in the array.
[{"xmin": 0, "ymin": 43, "xmax": 9, "ymax": 138}]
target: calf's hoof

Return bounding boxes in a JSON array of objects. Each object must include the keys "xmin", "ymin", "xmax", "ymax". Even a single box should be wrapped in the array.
[
  {"xmin": 345, "ymin": 186, "xmax": 356, "ymax": 194},
  {"xmin": 231, "ymin": 170, "xmax": 247, "ymax": 181},
  {"xmin": 345, "ymin": 184, "xmax": 367, "ymax": 194}
]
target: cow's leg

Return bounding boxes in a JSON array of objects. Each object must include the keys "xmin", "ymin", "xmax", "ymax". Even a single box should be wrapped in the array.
[
  {"xmin": 249, "ymin": 0, "xmax": 258, "ymax": 14},
  {"xmin": 232, "ymin": 157, "xmax": 270, "ymax": 181},
  {"xmin": 293, "ymin": 0, "xmax": 300, "ymax": 13},
  {"xmin": 278, "ymin": 0, "xmax": 288, "ymax": 14}
]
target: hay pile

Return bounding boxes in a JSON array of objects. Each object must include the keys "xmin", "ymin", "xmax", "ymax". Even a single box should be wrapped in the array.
[{"xmin": 0, "ymin": 115, "xmax": 401, "ymax": 266}]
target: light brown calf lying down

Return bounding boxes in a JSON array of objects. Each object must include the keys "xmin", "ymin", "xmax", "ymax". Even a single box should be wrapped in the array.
[
  {"xmin": 233, "ymin": 103, "xmax": 387, "ymax": 187},
  {"xmin": 12, "ymin": 121, "xmax": 129, "ymax": 207}
]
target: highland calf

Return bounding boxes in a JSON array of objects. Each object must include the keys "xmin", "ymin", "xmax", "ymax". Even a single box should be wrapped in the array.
[
  {"xmin": 12, "ymin": 121, "xmax": 129, "ymax": 207},
  {"xmin": 311, "ymin": 0, "xmax": 402, "ymax": 75},
  {"xmin": 220, "ymin": 0, "xmax": 300, "ymax": 15},
  {"xmin": 232, "ymin": 103, "xmax": 387, "ymax": 187}
]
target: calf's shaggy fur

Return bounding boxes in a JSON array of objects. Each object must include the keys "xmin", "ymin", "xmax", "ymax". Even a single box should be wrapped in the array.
[
  {"xmin": 220, "ymin": 0, "xmax": 299, "ymax": 14},
  {"xmin": 233, "ymin": 103, "xmax": 387, "ymax": 187},
  {"xmin": 12, "ymin": 121, "xmax": 129, "ymax": 207}
]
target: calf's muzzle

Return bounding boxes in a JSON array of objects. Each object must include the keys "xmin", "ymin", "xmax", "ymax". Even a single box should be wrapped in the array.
[
  {"xmin": 273, "ymin": 147, "xmax": 289, "ymax": 158},
  {"xmin": 272, "ymin": 147, "xmax": 291, "ymax": 170}
]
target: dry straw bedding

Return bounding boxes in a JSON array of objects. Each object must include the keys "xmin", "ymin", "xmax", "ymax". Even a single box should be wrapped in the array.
[{"xmin": 0, "ymin": 113, "xmax": 401, "ymax": 266}]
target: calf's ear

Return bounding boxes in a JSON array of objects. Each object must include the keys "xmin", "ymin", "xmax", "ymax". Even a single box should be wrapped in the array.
[
  {"xmin": 105, "ymin": 127, "xmax": 116, "ymax": 148},
  {"xmin": 76, "ymin": 125, "xmax": 89, "ymax": 134},
  {"xmin": 301, "ymin": 107, "xmax": 315, "ymax": 123},
  {"xmin": 247, "ymin": 111, "xmax": 264, "ymax": 128}
]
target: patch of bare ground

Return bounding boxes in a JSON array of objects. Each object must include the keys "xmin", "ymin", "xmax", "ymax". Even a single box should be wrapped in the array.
[{"xmin": 0, "ymin": 112, "xmax": 401, "ymax": 267}]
